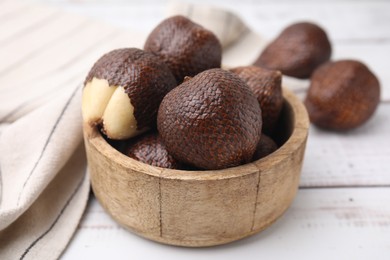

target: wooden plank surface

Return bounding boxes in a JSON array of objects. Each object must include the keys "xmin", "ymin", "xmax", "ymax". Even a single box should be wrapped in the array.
[
  {"xmin": 301, "ymin": 103, "xmax": 390, "ymax": 187},
  {"xmin": 1, "ymin": 1, "xmax": 389, "ymax": 259},
  {"xmin": 63, "ymin": 188, "xmax": 390, "ymax": 260}
]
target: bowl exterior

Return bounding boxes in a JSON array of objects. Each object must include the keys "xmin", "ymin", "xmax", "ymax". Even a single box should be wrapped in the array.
[{"xmin": 83, "ymin": 88, "xmax": 309, "ymax": 247}]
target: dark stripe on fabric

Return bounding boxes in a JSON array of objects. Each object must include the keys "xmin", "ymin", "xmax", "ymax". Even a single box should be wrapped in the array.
[
  {"xmin": 16, "ymin": 84, "xmax": 80, "ymax": 206},
  {"xmin": 19, "ymin": 172, "xmax": 87, "ymax": 260},
  {"xmin": 0, "ymin": 75, "xmax": 83, "ymax": 123}
]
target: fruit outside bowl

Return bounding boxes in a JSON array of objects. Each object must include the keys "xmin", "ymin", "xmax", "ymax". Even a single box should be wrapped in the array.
[{"xmin": 83, "ymin": 87, "xmax": 309, "ymax": 247}]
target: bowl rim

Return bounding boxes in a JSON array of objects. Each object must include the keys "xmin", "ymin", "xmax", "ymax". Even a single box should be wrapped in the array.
[{"xmin": 84, "ymin": 87, "xmax": 309, "ymax": 181}]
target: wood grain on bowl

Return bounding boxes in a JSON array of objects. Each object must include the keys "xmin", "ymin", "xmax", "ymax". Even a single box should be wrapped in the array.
[{"xmin": 83, "ymin": 88, "xmax": 309, "ymax": 247}]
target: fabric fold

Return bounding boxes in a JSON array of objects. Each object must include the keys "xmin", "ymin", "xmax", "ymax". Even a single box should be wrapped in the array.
[
  {"xmin": 0, "ymin": 86, "xmax": 84, "ymax": 230},
  {"xmin": 0, "ymin": 144, "xmax": 89, "ymax": 260}
]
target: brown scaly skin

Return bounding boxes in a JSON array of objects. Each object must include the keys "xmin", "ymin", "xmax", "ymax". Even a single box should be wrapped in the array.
[
  {"xmin": 144, "ymin": 15, "xmax": 222, "ymax": 83},
  {"xmin": 158, "ymin": 68, "xmax": 262, "ymax": 170},
  {"xmin": 85, "ymin": 48, "xmax": 176, "ymax": 131},
  {"xmin": 252, "ymin": 134, "xmax": 278, "ymax": 161},
  {"xmin": 230, "ymin": 66, "xmax": 283, "ymax": 134},
  {"xmin": 125, "ymin": 132, "xmax": 181, "ymax": 169},
  {"xmin": 304, "ymin": 60, "xmax": 380, "ymax": 131},
  {"xmin": 254, "ymin": 22, "xmax": 331, "ymax": 79}
]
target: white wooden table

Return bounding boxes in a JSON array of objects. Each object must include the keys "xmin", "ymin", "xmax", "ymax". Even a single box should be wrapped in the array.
[{"xmin": 4, "ymin": 0, "xmax": 390, "ymax": 259}]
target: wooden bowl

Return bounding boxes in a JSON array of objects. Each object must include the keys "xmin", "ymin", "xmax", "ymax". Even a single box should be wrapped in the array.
[{"xmin": 83, "ymin": 88, "xmax": 309, "ymax": 247}]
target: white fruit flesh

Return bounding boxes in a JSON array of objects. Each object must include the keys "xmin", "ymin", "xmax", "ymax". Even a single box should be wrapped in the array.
[
  {"xmin": 82, "ymin": 77, "xmax": 146, "ymax": 140},
  {"xmin": 103, "ymin": 87, "xmax": 145, "ymax": 139},
  {"xmin": 82, "ymin": 78, "xmax": 116, "ymax": 125}
]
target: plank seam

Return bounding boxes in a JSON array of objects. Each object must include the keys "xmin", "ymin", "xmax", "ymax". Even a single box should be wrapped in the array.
[{"xmin": 250, "ymin": 170, "xmax": 261, "ymax": 231}]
